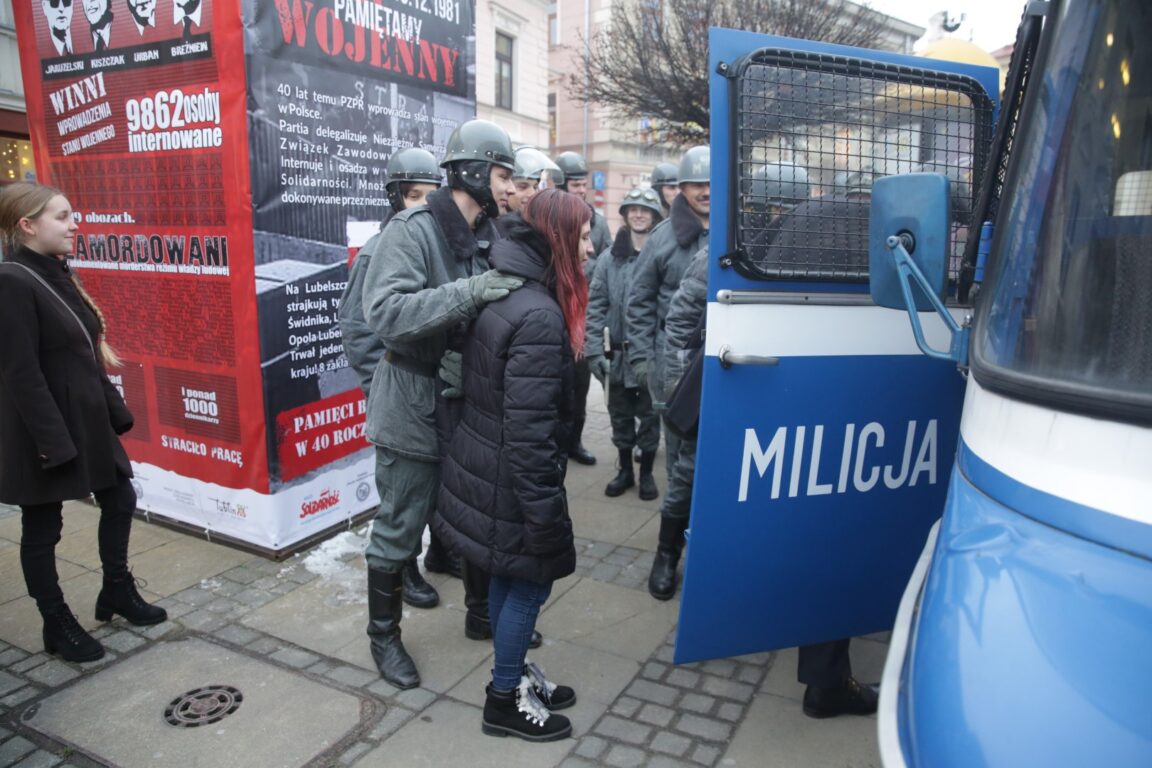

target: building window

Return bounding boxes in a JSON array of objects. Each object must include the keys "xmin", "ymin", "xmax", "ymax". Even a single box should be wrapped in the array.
[
  {"xmin": 640, "ymin": 0, "xmax": 662, "ymax": 42},
  {"xmin": 548, "ymin": 92, "xmax": 557, "ymax": 147},
  {"xmin": 547, "ymin": 3, "xmax": 559, "ymax": 47},
  {"xmin": 496, "ymin": 32, "xmax": 514, "ymax": 111}
]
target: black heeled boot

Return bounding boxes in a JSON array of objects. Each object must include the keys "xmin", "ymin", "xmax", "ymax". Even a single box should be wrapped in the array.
[
  {"xmin": 367, "ymin": 568, "xmax": 420, "ymax": 689},
  {"xmin": 638, "ymin": 450, "xmax": 659, "ymax": 500},
  {"xmin": 402, "ymin": 558, "xmax": 439, "ymax": 608},
  {"xmin": 605, "ymin": 448, "xmax": 635, "ymax": 497},
  {"xmin": 462, "ymin": 560, "xmax": 542, "ymax": 648},
  {"xmin": 42, "ymin": 603, "xmax": 104, "ymax": 662},
  {"xmin": 648, "ymin": 516, "xmax": 687, "ymax": 600},
  {"xmin": 96, "ymin": 573, "xmax": 168, "ymax": 625}
]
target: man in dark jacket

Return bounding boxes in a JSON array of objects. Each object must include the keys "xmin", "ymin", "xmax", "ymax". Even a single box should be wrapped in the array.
[
  {"xmin": 359, "ymin": 119, "xmax": 522, "ymax": 689},
  {"xmin": 625, "ymin": 146, "xmax": 710, "ymax": 599},
  {"xmin": 585, "ymin": 186, "xmax": 663, "ymax": 500},
  {"xmin": 339, "ymin": 148, "xmax": 446, "ymax": 610}
]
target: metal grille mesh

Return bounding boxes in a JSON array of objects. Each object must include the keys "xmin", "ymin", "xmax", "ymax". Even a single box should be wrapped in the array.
[{"xmin": 733, "ymin": 51, "xmax": 992, "ymax": 284}]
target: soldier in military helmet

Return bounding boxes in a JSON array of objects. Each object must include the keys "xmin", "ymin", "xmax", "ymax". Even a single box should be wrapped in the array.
[
  {"xmin": 339, "ymin": 148, "xmax": 457, "ymax": 609},
  {"xmin": 552, "ymin": 150, "xmax": 609, "ymax": 467},
  {"xmin": 504, "ymin": 146, "xmax": 561, "ymax": 218},
  {"xmin": 742, "ymin": 161, "xmax": 811, "ymax": 261},
  {"xmin": 359, "ymin": 119, "xmax": 524, "ymax": 690},
  {"xmin": 650, "ymin": 162, "xmax": 679, "ymax": 215},
  {"xmin": 554, "ymin": 151, "xmax": 613, "ymax": 255},
  {"xmin": 625, "ymin": 144, "xmax": 710, "ymax": 601},
  {"xmin": 585, "ymin": 186, "xmax": 664, "ymax": 501},
  {"xmin": 384, "ymin": 147, "xmax": 441, "ymax": 215}
]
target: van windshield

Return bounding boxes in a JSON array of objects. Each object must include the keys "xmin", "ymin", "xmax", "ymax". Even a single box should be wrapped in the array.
[{"xmin": 972, "ymin": 0, "xmax": 1152, "ymax": 424}]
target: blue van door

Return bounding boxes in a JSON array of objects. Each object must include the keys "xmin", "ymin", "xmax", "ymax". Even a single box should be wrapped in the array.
[{"xmin": 674, "ymin": 29, "xmax": 999, "ymax": 663}]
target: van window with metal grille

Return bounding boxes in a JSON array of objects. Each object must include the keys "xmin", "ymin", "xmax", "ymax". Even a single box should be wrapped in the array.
[{"xmin": 730, "ymin": 51, "xmax": 991, "ymax": 286}]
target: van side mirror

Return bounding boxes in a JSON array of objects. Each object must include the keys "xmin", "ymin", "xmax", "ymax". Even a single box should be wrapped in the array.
[
  {"xmin": 868, "ymin": 173, "xmax": 951, "ymax": 311},
  {"xmin": 868, "ymin": 173, "xmax": 968, "ymax": 365}
]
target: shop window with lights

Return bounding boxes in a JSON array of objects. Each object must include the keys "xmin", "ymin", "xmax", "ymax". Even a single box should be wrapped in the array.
[{"xmin": 0, "ymin": 138, "xmax": 36, "ymax": 184}]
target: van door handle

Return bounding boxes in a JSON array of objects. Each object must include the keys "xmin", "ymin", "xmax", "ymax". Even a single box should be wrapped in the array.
[{"xmin": 718, "ymin": 345, "xmax": 780, "ymax": 368}]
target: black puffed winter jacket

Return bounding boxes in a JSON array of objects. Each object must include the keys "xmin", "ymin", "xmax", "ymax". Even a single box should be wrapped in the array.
[{"xmin": 433, "ymin": 217, "xmax": 577, "ymax": 584}]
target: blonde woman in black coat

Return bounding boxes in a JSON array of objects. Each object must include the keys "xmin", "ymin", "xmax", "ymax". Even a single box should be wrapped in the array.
[{"xmin": 0, "ymin": 182, "xmax": 166, "ymax": 663}]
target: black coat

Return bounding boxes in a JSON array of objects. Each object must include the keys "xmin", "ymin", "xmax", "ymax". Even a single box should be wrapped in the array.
[
  {"xmin": 434, "ymin": 218, "xmax": 577, "ymax": 584},
  {"xmin": 0, "ymin": 247, "xmax": 133, "ymax": 506}
]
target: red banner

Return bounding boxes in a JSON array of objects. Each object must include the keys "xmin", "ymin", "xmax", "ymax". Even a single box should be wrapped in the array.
[{"xmin": 13, "ymin": 0, "xmax": 268, "ymax": 492}]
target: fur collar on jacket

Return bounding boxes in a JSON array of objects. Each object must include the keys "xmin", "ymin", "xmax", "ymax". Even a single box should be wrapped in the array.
[
  {"xmin": 609, "ymin": 226, "xmax": 636, "ymax": 261},
  {"xmin": 670, "ymin": 192, "xmax": 706, "ymax": 250},
  {"xmin": 425, "ymin": 187, "xmax": 500, "ymax": 261}
]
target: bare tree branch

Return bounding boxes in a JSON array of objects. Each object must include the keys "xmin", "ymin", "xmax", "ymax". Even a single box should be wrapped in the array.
[{"xmin": 568, "ymin": 0, "xmax": 892, "ymax": 144}]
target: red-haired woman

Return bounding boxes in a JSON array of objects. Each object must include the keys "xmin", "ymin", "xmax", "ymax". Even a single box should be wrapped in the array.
[{"xmin": 434, "ymin": 189, "xmax": 591, "ymax": 742}]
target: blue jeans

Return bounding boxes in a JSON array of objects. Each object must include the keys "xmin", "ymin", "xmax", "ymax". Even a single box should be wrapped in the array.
[{"xmin": 489, "ymin": 574, "xmax": 552, "ymax": 691}]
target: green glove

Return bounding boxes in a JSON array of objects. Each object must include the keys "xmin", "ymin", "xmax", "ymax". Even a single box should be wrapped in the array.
[
  {"xmin": 469, "ymin": 269, "xmax": 525, "ymax": 306},
  {"xmin": 632, "ymin": 359, "xmax": 648, "ymax": 390},
  {"xmin": 439, "ymin": 349, "xmax": 463, "ymax": 399},
  {"xmin": 589, "ymin": 355, "xmax": 610, "ymax": 384}
]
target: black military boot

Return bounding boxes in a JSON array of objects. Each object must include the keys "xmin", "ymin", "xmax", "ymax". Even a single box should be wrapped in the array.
[
  {"xmin": 482, "ymin": 682, "xmax": 572, "ymax": 742},
  {"xmin": 42, "ymin": 603, "xmax": 104, "ymax": 662},
  {"xmin": 462, "ymin": 561, "xmax": 543, "ymax": 648},
  {"xmin": 648, "ymin": 516, "xmax": 687, "ymax": 600},
  {"xmin": 802, "ymin": 678, "xmax": 879, "ymax": 718},
  {"xmin": 605, "ymin": 448, "xmax": 635, "ymax": 497},
  {"xmin": 367, "ymin": 568, "xmax": 420, "ymax": 689},
  {"xmin": 638, "ymin": 450, "xmax": 659, "ymax": 501},
  {"xmin": 402, "ymin": 558, "xmax": 439, "ymax": 608},
  {"xmin": 423, "ymin": 531, "xmax": 462, "ymax": 579},
  {"xmin": 569, "ymin": 416, "xmax": 596, "ymax": 466},
  {"xmin": 95, "ymin": 573, "xmax": 168, "ymax": 626}
]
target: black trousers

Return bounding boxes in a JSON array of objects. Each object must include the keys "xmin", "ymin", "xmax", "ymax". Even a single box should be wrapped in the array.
[
  {"xmin": 20, "ymin": 474, "xmax": 136, "ymax": 611},
  {"xmin": 569, "ymin": 358, "xmax": 592, "ymax": 448},
  {"xmin": 797, "ymin": 639, "xmax": 852, "ymax": 687}
]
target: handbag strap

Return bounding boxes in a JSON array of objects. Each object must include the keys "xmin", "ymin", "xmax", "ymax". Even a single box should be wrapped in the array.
[{"xmin": 3, "ymin": 261, "xmax": 98, "ymax": 362}]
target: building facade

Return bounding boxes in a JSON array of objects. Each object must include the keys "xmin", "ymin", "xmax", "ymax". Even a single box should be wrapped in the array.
[
  {"xmin": 0, "ymin": 0, "xmax": 36, "ymax": 184},
  {"xmin": 474, "ymin": 0, "xmax": 553, "ymax": 149}
]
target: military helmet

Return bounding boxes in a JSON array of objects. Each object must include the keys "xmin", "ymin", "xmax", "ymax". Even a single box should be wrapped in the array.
[
  {"xmin": 387, "ymin": 148, "xmax": 441, "ymax": 185},
  {"xmin": 748, "ymin": 162, "xmax": 810, "ymax": 211},
  {"xmin": 618, "ymin": 186, "xmax": 663, "ymax": 218},
  {"xmin": 513, "ymin": 147, "xmax": 561, "ymax": 182},
  {"xmin": 677, "ymin": 146, "xmax": 710, "ymax": 185},
  {"xmin": 650, "ymin": 162, "xmax": 678, "ymax": 188},
  {"xmin": 439, "ymin": 119, "xmax": 515, "ymax": 171},
  {"xmin": 554, "ymin": 151, "xmax": 589, "ymax": 180},
  {"xmin": 440, "ymin": 119, "xmax": 514, "ymax": 219},
  {"xmin": 840, "ymin": 164, "xmax": 879, "ymax": 197},
  {"xmin": 385, "ymin": 148, "xmax": 442, "ymax": 211}
]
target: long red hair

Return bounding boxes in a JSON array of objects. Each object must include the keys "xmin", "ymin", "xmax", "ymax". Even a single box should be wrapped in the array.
[{"xmin": 521, "ymin": 189, "xmax": 591, "ymax": 356}]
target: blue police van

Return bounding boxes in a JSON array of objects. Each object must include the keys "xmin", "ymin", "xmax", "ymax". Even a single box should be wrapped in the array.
[{"xmin": 680, "ymin": 1, "xmax": 1151, "ymax": 764}]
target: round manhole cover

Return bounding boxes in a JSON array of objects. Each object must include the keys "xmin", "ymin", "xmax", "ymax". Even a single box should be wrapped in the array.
[{"xmin": 164, "ymin": 686, "xmax": 243, "ymax": 727}]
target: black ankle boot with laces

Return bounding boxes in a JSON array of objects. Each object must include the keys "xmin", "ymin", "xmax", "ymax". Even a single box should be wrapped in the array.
[
  {"xmin": 42, "ymin": 604, "xmax": 104, "ymax": 662},
  {"xmin": 482, "ymin": 679, "xmax": 572, "ymax": 742}
]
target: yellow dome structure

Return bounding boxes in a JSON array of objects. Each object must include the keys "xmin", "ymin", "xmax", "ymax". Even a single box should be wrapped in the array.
[{"xmin": 920, "ymin": 38, "xmax": 1007, "ymax": 94}]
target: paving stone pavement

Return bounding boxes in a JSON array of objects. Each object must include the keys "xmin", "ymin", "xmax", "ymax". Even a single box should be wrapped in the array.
[{"xmin": 0, "ymin": 392, "xmax": 886, "ymax": 767}]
